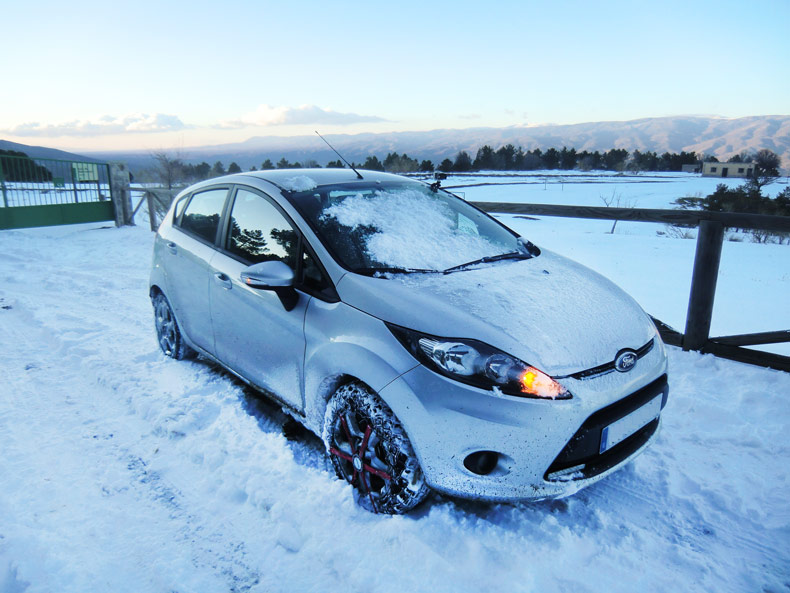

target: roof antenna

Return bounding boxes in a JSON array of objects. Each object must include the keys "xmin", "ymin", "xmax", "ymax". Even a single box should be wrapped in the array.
[{"xmin": 315, "ymin": 131, "xmax": 363, "ymax": 179}]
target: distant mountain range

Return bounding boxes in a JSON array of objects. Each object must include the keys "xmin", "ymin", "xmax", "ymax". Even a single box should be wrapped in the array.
[{"xmin": 5, "ymin": 115, "xmax": 789, "ymax": 173}]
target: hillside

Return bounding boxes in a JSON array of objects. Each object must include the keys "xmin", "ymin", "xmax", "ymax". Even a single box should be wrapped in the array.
[{"xmin": 0, "ymin": 139, "xmax": 105, "ymax": 163}]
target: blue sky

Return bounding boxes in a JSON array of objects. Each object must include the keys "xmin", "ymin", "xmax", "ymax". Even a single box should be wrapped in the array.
[{"xmin": 1, "ymin": 0, "xmax": 788, "ymax": 150}]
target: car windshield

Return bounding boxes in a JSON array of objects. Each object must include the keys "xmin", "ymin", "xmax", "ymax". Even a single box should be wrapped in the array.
[{"xmin": 286, "ymin": 180, "xmax": 528, "ymax": 274}]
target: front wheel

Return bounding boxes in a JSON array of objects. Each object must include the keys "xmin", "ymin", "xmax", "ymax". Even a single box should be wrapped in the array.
[{"xmin": 323, "ymin": 383, "xmax": 429, "ymax": 514}]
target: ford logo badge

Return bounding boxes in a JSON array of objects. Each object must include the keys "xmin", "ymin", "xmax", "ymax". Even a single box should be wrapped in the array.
[{"xmin": 614, "ymin": 350, "xmax": 638, "ymax": 372}]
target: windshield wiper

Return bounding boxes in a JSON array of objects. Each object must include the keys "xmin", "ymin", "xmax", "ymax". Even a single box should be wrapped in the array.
[
  {"xmin": 354, "ymin": 266, "xmax": 439, "ymax": 276},
  {"xmin": 443, "ymin": 251, "xmax": 532, "ymax": 274}
]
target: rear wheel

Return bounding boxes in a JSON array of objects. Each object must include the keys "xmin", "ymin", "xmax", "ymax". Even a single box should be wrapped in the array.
[
  {"xmin": 323, "ymin": 383, "xmax": 429, "ymax": 514},
  {"xmin": 152, "ymin": 292, "xmax": 194, "ymax": 360}
]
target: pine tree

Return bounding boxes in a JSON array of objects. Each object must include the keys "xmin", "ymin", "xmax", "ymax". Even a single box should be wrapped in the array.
[
  {"xmin": 362, "ymin": 156, "xmax": 385, "ymax": 171},
  {"xmin": 438, "ymin": 158, "xmax": 453, "ymax": 172},
  {"xmin": 452, "ymin": 151, "xmax": 473, "ymax": 172},
  {"xmin": 210, "ymin": 161, "xmax": 226, "ymax": 178}
]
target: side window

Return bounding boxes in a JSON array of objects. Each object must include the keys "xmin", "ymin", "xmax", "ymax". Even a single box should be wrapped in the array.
[
  {"xmin": 180, "ymin": 188, "xmax": 227, "ymax": 243},
  {"xmin": 227, "ymin": 189, "xmax": 298, "ymax": 268}
]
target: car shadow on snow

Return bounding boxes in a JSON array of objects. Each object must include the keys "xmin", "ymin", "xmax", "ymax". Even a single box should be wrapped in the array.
[{"xmin": 196, "ymin": 358, "xmax": 334, "ymax": 474}]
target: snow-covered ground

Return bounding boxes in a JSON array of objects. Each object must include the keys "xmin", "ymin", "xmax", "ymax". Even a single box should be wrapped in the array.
[{"xmin": 1, "ymin": 176, "xmax": 789, "ymax": 592}]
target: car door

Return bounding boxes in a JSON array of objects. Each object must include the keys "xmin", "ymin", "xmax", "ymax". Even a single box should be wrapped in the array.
[
  {"xmin": 165, "ymin": 186, "xmax": 229, "ymax": 353},
  {"xmin": 209, "ymin": 186, "xmax": 308, "ymax": 411}
]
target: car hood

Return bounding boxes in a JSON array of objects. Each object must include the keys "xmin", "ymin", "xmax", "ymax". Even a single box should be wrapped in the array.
[{"xmin": 335, "ymin": 249, "xmax": 656, "ymax": 376}]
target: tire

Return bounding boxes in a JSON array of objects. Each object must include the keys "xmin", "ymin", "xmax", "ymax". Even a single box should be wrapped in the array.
[
  {"xmin": 323, "ymin": 383, "xmax": 429, "ymax": 514},
  {"xmin": 152, "ymin": 292, "xmax": 195, "ymax": 360}
]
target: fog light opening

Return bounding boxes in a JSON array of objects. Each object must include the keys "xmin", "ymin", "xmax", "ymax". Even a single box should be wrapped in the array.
[{"xmin": 463, "ymin": 451, "xmax": 500, "ymax": 476}]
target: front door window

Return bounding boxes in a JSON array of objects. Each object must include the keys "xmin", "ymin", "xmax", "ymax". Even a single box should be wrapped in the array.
[{"xmin": 227, "ymin": 189, "xmax": 298, "ymax": 268}]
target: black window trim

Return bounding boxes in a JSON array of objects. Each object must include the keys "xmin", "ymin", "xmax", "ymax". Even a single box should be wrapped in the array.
[
  {"xmin": 172, "ymin": 194, "xmax": 191, "ymax": 225},
  {"xmin": 218, "ymin": 184, "xmax": 339, "ymax": 303}
]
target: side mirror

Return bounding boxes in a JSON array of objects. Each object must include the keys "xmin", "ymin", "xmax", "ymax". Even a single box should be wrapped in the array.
[
  {"xmin": 240, "ymin": 260, "xmax": 298, "ymax": 311},
  {"xmin": 240, "ymin": 260, "xmax": 295, "ymax": 289}
]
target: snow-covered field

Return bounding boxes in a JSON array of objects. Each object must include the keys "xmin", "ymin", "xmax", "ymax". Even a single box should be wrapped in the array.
[
  {"xmin": 0, "ymin": 183, "xmax": 111, "ymax": 208},
  {"xmin": 1, "ymin": 174, "xmax": 789, "ymax": 592}
]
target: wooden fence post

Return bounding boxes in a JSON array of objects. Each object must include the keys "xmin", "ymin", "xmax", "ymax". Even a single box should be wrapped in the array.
[
  {"xmin": 683, "ymin": 220, "xmax": 725, "ymax": 351},
  {"xmin": 146, "ymin": 192, "xmax": 158, "ymax": 232},
  {"xmin": 108, "ymin": 163, "xmax": 134, "ymax": 226}
]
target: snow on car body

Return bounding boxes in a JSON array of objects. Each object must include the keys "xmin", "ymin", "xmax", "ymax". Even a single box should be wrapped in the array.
[{"xmin": 149, "ymin": 168, "xmax": 668, "ymax": 513}]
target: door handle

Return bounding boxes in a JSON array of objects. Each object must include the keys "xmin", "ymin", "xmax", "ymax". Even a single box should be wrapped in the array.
[
  {"xmin": 166, "ymin": 241, "xmax": 177, "ymax": 254},
  {"xmin": 213, "ymin": 272, "xmax": 232, "ymax": 290}
]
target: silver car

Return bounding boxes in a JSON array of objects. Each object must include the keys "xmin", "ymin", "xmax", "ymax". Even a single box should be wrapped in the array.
[{"xmin": 150, "ymin": 168, "xmax": 668, "ymax": 514}]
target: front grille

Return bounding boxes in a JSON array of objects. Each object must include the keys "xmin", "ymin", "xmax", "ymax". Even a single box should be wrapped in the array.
[
  {"xmin": 544, "ymin": 374, "xmax": 668, "ymax": 482},
  {"xmin": 561, "ymin": 339, "xmax": 655, "ymax": 380}
]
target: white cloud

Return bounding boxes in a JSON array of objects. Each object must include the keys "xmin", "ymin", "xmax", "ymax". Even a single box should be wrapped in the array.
[
  {"xmin": 218, "ymin": 104, "xmax": 388, "ymax": 129},
  {"xmin": 2, "ymin": 113, "xmax": 188, "ymax": 137}
]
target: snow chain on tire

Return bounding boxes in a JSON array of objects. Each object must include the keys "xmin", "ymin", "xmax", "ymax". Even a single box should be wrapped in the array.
[{"xmin": 323, "ymin": 382, "xmax": 429, "ymax": 514}]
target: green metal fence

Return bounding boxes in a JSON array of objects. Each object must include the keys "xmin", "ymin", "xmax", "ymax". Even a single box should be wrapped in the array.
[{"xmin": 0, "ymin": 153, "xmax": 116, "ymax": 229}]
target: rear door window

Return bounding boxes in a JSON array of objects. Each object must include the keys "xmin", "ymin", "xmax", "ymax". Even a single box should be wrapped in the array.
[{"xmin": 179, "ymin": 188, "xmax": 228, "ymax": 243}]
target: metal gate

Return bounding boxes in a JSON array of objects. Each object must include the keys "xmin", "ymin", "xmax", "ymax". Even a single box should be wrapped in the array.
[{"xmin": 0, "ymin": 153, "xmax": 116, "ymax": 229}]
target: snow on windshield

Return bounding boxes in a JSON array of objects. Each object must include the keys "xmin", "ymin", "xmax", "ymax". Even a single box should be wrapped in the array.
[
  {"xmin": 321, "ymin": 188, "xmax": 509, "ymax": 270},
  {"xmin": 281, "ymin": 176, "xmax": 318, "ymax": 192}
]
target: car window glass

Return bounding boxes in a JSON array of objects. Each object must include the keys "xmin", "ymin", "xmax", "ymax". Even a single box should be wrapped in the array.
[
  {"xmin": 180, "ymin": 188, "xmax": 227, "ymax": 243},
  {"xmin": 457, "ymin": 213, "xmax": 480, "ymax": 236},
  {"xmin": 228, "ymin": 189, "xmax": 298, "ymax": 268}
]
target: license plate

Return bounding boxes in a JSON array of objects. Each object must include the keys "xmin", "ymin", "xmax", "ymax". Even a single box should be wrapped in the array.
[{"xmin": 599, "ymin": 395, "xmax": 662, "ymax": 454}]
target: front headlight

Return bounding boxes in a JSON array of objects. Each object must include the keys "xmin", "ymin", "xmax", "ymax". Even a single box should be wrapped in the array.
[{"xmin": 386, "ymin": 323, "xmax": 570, "ymax": 400}]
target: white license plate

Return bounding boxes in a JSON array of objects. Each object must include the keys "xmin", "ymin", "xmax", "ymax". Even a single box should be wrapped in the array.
[{"xmin": 599, "ymin": 395, "xmax": 662, "ymax": 454}]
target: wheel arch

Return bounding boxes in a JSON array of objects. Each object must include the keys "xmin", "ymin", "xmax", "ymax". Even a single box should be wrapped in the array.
[{"xmin": 302, "ymin": 341, "xmax": 417, "ymax": 436}]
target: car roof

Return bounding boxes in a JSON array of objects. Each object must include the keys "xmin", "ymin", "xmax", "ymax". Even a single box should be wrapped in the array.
[
  {"xmin": 234, "ymin": 168, "xmax": 414, "ymax": 190},
  {"xmin": 173, "ymin": 168, "xmax": 430, "ymax": 202}
]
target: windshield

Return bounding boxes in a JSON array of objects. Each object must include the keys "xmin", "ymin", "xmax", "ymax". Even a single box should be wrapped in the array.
[{"xmin": 286, "ymin": 180, "xmax": 527, "ymax": 274}]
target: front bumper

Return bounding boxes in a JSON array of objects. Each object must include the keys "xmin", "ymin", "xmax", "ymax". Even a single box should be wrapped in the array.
[{"xmin": 378, "ymin": 344, "xmax": 668, "ymax": 501}]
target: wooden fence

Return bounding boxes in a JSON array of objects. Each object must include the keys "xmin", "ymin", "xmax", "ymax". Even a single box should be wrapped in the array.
[
  {"xmin": 471, "ymin": 202, "xmax": 790, "ymax": 372},
  {"xmin": 130, "ymin": 187, "xmax": 179, "ymax": 231}
]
